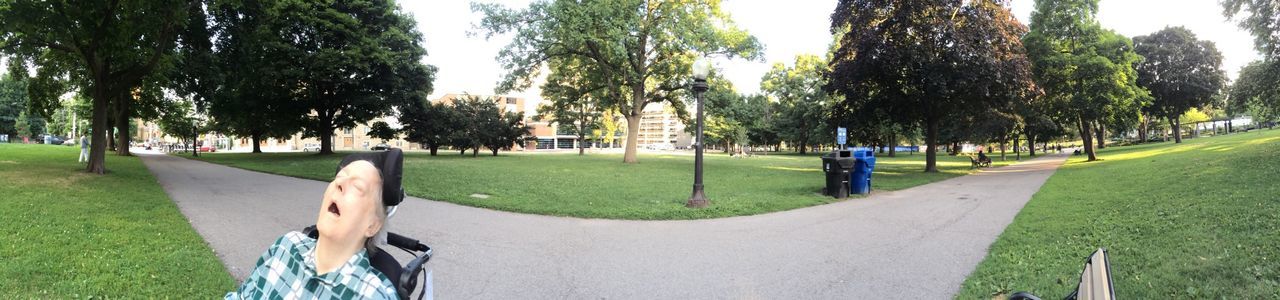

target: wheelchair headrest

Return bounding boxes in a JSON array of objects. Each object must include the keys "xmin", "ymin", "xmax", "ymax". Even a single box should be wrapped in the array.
[{"xmin": 337, "ymin": 148, "xmax": 406, "ymax": 207}]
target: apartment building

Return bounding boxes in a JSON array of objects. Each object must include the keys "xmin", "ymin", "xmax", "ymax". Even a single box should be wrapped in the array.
[{"xmin": 636, "ymin": 103, "xmax": 692, "ymax": 149}]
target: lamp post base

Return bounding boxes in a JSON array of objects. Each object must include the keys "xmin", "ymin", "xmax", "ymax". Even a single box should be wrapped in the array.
[{"xmin": 686, "ymin": 184, "xmax": 708, "ymax": 208}]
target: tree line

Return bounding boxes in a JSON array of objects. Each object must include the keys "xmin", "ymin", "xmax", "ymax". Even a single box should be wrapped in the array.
[
  {"xmin": 398, "ymin": 95, "xmax": 531, "ymax": 157},
  {"xmin": 0, "ymin": 0, "xmax": 436, "ymax": 174},
  {"xmin": 2, "ymin": 0, "xmax": 1277, "ymax": 175},
  {"xmin": 823, "ymin": 0, "xmax": 1280, "ymax": 172}
]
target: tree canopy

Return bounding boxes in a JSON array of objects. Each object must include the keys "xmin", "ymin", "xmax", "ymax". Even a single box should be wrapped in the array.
[
  {"xmin": 763, "ymin": 54, "xmax": 829, "ymax": 154},
  {"xmin": 473, "ymin": 0, "xmax": 763, "ymax": 163},
  {"xmin": 1134, "ymin": 26, "xmax": 1226, "ymax": 143},
  {"xmin": 0, "ymin": 0, "xmax": 190, "ymax": 173},
  {"xmin": 271, "ymin": 0, "xmax": 435, "ymax": 154},
  {"xmin": 828, "ymin": 0, "xmax": 1037, "ymax": 172},
  {"xmin": 1022, "ymin": 0, "xmax": 1146, "ymax": 160}
]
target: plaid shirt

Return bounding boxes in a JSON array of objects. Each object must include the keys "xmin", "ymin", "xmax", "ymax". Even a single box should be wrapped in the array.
[{"xmin": 226, "ymin": 231, "xmax": 398, "ymax": 300}]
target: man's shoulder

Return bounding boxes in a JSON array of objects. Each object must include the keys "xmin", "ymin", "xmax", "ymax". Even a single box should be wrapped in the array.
[{"xmin": 271, "ymin": 231, "xmax": 316, "ymax": 254}]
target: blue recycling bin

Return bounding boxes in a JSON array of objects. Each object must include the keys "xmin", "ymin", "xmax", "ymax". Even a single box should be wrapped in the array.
[{"xmin": 850, "ymin": 149, "xmax": 876, "ymax": 194}]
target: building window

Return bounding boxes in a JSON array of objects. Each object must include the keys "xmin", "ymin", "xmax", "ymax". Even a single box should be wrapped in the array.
[
  {"xmin": 506, "ymin": 97, "xmax": 517, "ymax": 104},
  {"xmin": 537, "ymin": 138, "xmax": 554, "ymax": 149},
  {"xmin": 344, "ymin": 128, "xmax": 352, "ymax": 134},
  {"xmin": 557, "ymin": 138, "xmax": 575, "ymax": 149}
]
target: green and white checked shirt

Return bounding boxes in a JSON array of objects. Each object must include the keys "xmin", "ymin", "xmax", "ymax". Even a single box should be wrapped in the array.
[{"xmin": 226, "ymin": 231, "xmax": 398, "ymax": 300}]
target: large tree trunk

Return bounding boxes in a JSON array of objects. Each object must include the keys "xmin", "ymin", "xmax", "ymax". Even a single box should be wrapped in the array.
[
  {"xmin": 623, "ymin": 113, "xmax": 640, "ymax": 163},
  {"xmin": 114, "ymin": 93, "xmax": 131, "ymax": 156},
  {"xmin": 1170, "ymin": 117, "xmax": 1183, "ymax": 143},
  {"xmin": 492, "ymin": 147, "xmax": 499, "ymax": 156},
  {"xmin": 1095, "ymin": 121, "xmax": 1105, "ymax": 149},
  {"xmin": 86, "ymin": 87, "xmax": 110, "ymax": 174},
  {"xmin": 191, "ymin": 125, "xmax": 199, "ymax": 157},
  {"xmin": 578, "ymin": 133, "xmax": 586, "ymax": 156},
  {"xmin": 1078, "ymin": 115, "xmax": 1097, "ymax": 161},
  {"xmin": 924, "ymin": 118, "xmax": 939, "ymax": 173},
  {"xmin": 1094, "ymin": 122, "xmax": 1106, "ymax": 149},
  {"xmin": 887, "ymin": 132, "xmax": 897, "ymax": 157},
  {"xmin": 1014, "ymin": 135, "xmax": 1021, "ymax": 160},
  {"xmin": 251, "ymin": 132, "xmax": 262, "ymax": 153},
  {"xmin": 1138, "ymin": 114, "xmax": 1149, "ymax": 143},
  {"xmin": 318, "ymin": 113, "xmax": 335, "ymax": 154},
  {"xmin": 429, "ymin": 145, "xmax": 438, "ymax": 156},
  {"xmin": 1026, "ymin": 133, "xmax": 1037, "ymax": 157},
  {"xmin": 107, "ymin": 124, "xmax": 116, "ymax": 151}
]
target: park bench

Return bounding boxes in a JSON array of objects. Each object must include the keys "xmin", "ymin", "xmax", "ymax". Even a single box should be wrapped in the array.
[
  {"xmin": 1010, "ymin": 248, "xmax": 1115, "ymax": 300},
  {"xmin": 969, "ymin": 155, "xmax": 992, "ymax": 168}
]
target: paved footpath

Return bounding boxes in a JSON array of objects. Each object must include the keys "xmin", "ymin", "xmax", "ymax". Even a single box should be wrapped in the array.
[{"xmin": 139, "ymin": 152, "xmax": 1067, "ymax": 299}]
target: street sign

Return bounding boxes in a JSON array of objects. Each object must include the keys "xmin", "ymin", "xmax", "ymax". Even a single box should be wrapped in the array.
[{"xmin": 837, "ymin": 127, "xmax": 847, "ymax": 146}]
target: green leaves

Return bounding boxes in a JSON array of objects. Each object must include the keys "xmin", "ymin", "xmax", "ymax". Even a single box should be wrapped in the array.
[
  {"xmin": 1134, "ymin": 26, "xmax": 1227, "ymax": 123},
  {"xmin": 474, "ymin": 0, "xmax": 762, "ymax": 162},
  {"xmin": 1221, "ymin": 0, "xmax": 1280, "ymax": 59}
]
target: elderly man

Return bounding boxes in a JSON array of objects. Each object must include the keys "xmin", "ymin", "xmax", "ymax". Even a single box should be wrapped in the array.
[{"xmin": 226, "ymin": 149, "xmax": 405, "ymax": 299}]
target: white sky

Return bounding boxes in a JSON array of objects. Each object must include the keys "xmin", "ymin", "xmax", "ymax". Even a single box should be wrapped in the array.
[
  {"xmin": 3, "ymin": 1, "xmax": 1254, "ymax": 111},
  {"xmin": 406, "ymin": 0, "xmax": 1263, "ymax": 111}
]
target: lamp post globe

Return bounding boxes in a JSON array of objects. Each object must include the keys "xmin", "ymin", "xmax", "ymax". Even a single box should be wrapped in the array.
[{"xmin": 687, "ymin": 58, "xmax": 711, "ymax": 208}]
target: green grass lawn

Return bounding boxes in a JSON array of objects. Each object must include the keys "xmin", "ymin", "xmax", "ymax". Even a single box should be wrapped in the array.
[
  {"xmin": 958, "ymin": 129, "xmax": 1280, "ymax": 299},
  {"xmin": 0, "ymin": 144, "xmax": 235, "ymax": 297},
  {"xmin": 191, "ymin": 148, "xmax": 1017, "ymax": 220}
]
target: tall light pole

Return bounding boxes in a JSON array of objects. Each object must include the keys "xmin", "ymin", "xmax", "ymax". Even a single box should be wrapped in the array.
[{"xmin": 687, "ymin": 58, "xmax": 711, "ymax": 208}]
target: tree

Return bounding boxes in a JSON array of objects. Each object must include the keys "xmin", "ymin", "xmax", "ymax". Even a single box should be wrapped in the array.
[
  {"xmin": 272, "ymin": 0, "xmax": 435, "ymax": 155},
  {"xmin": 1222, "ymin": 0, "xmax": 1279, "ymax": 60},
  {"xmin": 474, "ymin": 0, "xmax": 763, "ymax": 163},
  {"xmin": 743, "ymin": 94, "xmax": 781, "ymax": 151},
  {"xmin": 367, "ymin": 121, "xmax": 398, "ymax": 143},
  {"xmin": 196, "ymin": 0, "xmax": 305, "ymax": 154},
  {"xmin": 537, "ymin": 58, "xmax": 605, "ymax": 156},
  {"xmin": 1134, "ymin": 27, "xmax": 1227, "ymax": 143},
  {"xmin": 0, "ymin": 0, "xmax": 189, "ymax": 173},
  {"xmin": 1229, "ymin": 60, "xmax": 1280, "ymax": 125},
  {"xmin": 481, "ymin": 111, "xmax": 532, "ymax": 156},
  {"xmin": 0, "ymin": 68, "xmax": 26, "ymax": 136},
  {"xmin": 1022, "ymin": 0, "xmax": 1146, "ymax": 161},
  {"xmin": 14, "ymin": 110, "xmax": 31, "ymax": 141},
  {"xmin": 763, "ymin": 54, "xmax": 830, "ymax": 155},
  {"xmin": 448, "ymin": 96, "xmax": 487, "ymax": 156},
  {"xmin": 828, "ymin": 0, "xmax": 1037, "ymax": 172},
  {"xmin": 400, "ymin": 97, "xmax": 455, "ymax": 156},
  {"xmin": 156, "ymin": 98, "xmax": 202, "ymax": 154}
]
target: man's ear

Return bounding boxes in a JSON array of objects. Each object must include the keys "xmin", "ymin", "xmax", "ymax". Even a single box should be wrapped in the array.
[{"xmin": 365, "ymin": 217, "xmax": 382, "ymax": 238}]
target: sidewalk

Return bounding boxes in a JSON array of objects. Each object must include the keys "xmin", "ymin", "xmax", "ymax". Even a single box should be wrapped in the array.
[{"xmin": 140, "ymin": 152, "xmax": 1067, "ymax": 299}]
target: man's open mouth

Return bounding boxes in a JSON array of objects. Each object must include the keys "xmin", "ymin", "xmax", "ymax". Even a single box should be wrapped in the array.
[{"xmin": 328, "ymin": 202, "xmax": 341, "ymax": 216}]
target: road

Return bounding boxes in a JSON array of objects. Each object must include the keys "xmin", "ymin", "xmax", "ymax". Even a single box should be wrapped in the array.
[{"xmin": 139, "ymin": 151, "xmax": 1066, "ymax": 299}]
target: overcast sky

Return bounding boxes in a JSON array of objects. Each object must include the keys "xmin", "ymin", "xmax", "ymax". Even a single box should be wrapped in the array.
[
  {"xmin": 0, "ymin": 1, "xmax": 1262, "ymax": 105},
  {"xmin": 406, "ymin": 0, "xmax": 1263, "ymax": 110}
]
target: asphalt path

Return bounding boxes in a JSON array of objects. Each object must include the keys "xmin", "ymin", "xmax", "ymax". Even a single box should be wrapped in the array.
[{"xmin": 139, "ymin": 151, "xmax": 1067, "ymax": 299}]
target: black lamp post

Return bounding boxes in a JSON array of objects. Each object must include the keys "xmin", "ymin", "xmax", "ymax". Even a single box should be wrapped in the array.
[{"xmin": 687, "ymin": 58, "xmax": 711, "ymax": 208}]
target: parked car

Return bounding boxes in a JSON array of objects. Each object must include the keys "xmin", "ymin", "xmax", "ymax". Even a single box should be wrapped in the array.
[
  {"xmin": 371, "ymin": 143, "xmax": 391, "ymax": 151},
  {"xmin": 36, "ymin": 134, "xmax": 66, "ymax": 145},
  {"xmin": 199, "ymin": 145, "xmax": 216, "ymax": 152},
  {"xmin": 302, "ymin": 143, "xmax": 321, "ymax": 152}
]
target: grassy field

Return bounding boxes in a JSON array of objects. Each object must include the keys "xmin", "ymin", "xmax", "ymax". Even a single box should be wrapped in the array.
[
  {"xmin": 0, "ymin": 144, "xmax": 235, "ymax": 297},
  {"xmin": 958, "ymin": 129, "xmax": 1280, "ymax": 299},
  {"xmin": 192, "ymin": 149, "xmax": 1017, "ymax": 220}
]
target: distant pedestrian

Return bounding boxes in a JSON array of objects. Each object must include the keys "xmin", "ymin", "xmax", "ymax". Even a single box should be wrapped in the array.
[{"xmin": 78, "ymin": 135, "xmax": 89, "ymax": 163}]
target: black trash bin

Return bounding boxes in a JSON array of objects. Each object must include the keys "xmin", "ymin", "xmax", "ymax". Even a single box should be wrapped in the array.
[{"xmin": 821, "ymin": 150, "xmax": 856, "ymax": 198}]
